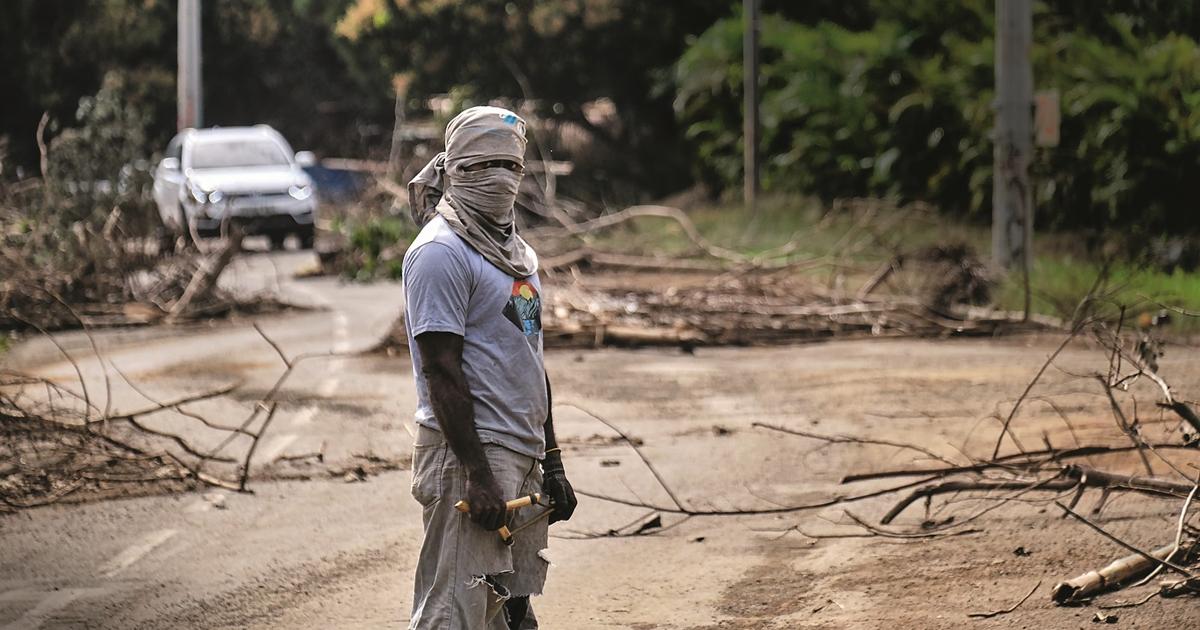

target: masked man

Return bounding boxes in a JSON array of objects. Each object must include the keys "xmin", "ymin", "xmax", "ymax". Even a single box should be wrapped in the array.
[{"xmin": 403, "ymin": 106, "xmax": 578, "ymax": 629}]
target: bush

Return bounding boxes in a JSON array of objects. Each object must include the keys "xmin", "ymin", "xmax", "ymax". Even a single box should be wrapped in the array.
[
  {"xmin": 0, "ymin": 75, "xmax": 165, "ymax": 329},
  {"xmin": 673, "ymin": 5, "xmax": 1200, "ymax": 239},
  {"xmin": 330, "ymin": 215, "xmax": 419, "ymax": 281},
  {"xmin": 43, "ymin": 70, "xmax": 159, "ymax": 235}
]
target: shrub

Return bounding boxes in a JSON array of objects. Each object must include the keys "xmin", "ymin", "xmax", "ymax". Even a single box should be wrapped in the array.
[
  {"xmin": 673, "ymin": 6, "xmax": 1200, "ymax": 239},
  {"xmin": 330, "ymin": 215, "xmax": 419, "ymax": 281}
]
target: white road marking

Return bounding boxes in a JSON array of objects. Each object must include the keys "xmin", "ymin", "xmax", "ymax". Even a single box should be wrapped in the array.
[
  {"xmin": 98, "ymin": 529, "xmax": 178, "ymax": 578},
  {"xmin": 0, "ymin": 588, "xmax": 107, "ymax": 630},
  {"xmin": 259, "ymin": 433, "xmax": 298, "ymax": 463},
  {"xmin": 332, "ymin": 312, "xmax": 352, "ymax": 353}
]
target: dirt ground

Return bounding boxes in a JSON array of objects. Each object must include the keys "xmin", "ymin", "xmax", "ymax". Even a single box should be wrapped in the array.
[
  {"xmin": 3, "ymin": 253, "xmax": 1199, "ymax": 629},
  {"xmin": 543, "ymin": 336, "xmax": 1200, "ymax": 630}
]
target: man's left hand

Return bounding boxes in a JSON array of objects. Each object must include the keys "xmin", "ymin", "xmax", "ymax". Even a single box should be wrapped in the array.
[{"xmin": 541, "ymin": 452, "xmax": 577, "ymax": 524}]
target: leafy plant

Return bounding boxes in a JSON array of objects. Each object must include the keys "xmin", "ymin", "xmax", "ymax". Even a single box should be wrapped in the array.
[
  {"xmin": 331, "ymin": 215, "xmax": 418, "ymax": 281},
  {"xmin": 673, "ymin": 5, "xmax": 1200, "ymax": 244}
]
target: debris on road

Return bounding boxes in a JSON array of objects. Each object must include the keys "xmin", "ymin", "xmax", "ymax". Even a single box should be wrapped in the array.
[
  {"xmin": 202, "ymin": 492, "xmax": 227, "ymax": 510},
  {"xmin": 0, "ymin": 325, "xmax": 350, "ymax": 510}
]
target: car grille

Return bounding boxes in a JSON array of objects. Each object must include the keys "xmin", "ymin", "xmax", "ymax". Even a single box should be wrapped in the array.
[{"xmin": 225, "ymin": 191, "xmax": 291, "ymax": 202}]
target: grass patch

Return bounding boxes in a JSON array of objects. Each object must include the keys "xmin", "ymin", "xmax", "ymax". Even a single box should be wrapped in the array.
[
  {"xmin": 589, "ymin": 195, "xmax": 986, "ymax": 268},
  {"xmin": 995, "ymin": 259, "xmax": 1200, "ymax": 333},
  {"xmin": 584, "ymin": 193, "xmax": 1200, "ymax": 332}
]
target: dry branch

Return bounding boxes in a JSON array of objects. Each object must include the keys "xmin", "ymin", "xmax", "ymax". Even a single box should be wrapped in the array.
[
  {"xmin": 1052, "ymin": 541, "xmax": 1192, "ymax": 604},
  {"xmin": 1055, "ymin": 500, "xmax": 1195, "ymax": 580},
  {"xmin": 753, "ymin": 422, "xmax": 960, "ymax": 469},
  {"xmin": 968, "ymin": 580, "xmax": 1042, "ymax": 618},
  {"xmin": 166, "ymin": 231, "xmax": 242, "ymax": 322}
]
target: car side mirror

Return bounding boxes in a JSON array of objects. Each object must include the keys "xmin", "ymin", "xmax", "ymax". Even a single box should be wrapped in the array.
[
  {"xmin": 160, "ymin": 157, "xmax": 181, "ymax": 171},
  {"xmin": 294, "ymin": 151, "xmax": 317, "ymax": 168}
]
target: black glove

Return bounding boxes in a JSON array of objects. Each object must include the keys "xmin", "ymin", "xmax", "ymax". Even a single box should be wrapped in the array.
[{"xmin": 541, "ymin": 451, "xmax": 577, "ymax": 524}]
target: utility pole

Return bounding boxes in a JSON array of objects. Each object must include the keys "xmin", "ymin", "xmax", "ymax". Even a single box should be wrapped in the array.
[
  {"xmin": 743, "ymin": 0, "xmax": 760, "ymax": 214},
  {"xmin": 177, "ymin": 0, "xmax": 203, "ymax": 130},
  {"xmin": 992, "ymin": 0, "xmax": 1033, "ymax": 275}
]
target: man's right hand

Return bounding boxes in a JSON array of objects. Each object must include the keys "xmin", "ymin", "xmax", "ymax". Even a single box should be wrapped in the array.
[{"xmin": 465, "ymin": 471, "xmax": 507, "ymax": 531}]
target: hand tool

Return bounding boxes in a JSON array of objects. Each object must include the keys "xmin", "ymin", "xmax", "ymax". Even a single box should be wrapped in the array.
[{"xmin": 454, "ymin": 493, "xmax": 541, "ymax": 545}]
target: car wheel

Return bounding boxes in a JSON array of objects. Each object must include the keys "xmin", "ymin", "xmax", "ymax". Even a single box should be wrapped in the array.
[
  {"xmin": 298, "ymin": 227, "xmax": 315, "ymax": 250},
  {"xmin": 269, "ymin": 233, "xmax": 288, "ymax": 250}
]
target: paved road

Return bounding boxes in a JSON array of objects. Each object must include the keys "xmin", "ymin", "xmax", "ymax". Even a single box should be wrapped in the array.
[
  {"xmin": 2, "ymin": 248, "xmax": 755, "ymax": 629},
  {"xmin": 5, "ymin": 248, "xmax": 1200, "ymax": 628}
]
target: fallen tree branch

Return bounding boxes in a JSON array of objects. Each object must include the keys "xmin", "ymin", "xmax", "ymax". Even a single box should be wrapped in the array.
[
  {"xmin": 546, "ymin": 204, "xmax": 749, "ymax": 264},
  {"xmin": 842, "ymin": 441, "xmax": 1200, "ymax": 484},
  {"xmin": 575, "ymin": 473, "xmax": 943, "ymax": 517},
  {"xmin": 753, "ymin": 422, "xmax": 961, "ymax": 469},
  {"xmin": 558, "ymin": 401, "xmax": 687, "ymax": 512},
  {"xmin": 1051, "ymin": 539, "xmax": 1191, "ymax": 604},
  {"xmin": 237, "ymin": 323, "xmax": 294, "ymax": 492},
  {"xmin": 166, "ymin": 229, "xmax": 242, "ymax": 322},
  {"xmin": 968, "ymin": 580, "xmax": 1041, "ymax": 619},
  {"xmin": 1054, "ymin": 500, "xmax": 1194, "ymax": 588}
]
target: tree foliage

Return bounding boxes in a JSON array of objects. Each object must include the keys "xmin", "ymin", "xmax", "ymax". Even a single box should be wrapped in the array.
[
  {"xmin": 0, "ymin": 0, "xmax": 385, "ymax": 173},
  {"xmin": 331, "ymin": 0, "xmax": 736, "ymax": 196},
  {"xmin": 2, "ymin": 0, "xmax": 1199, "ymax": 237},
  {"xmin": 674, "ymin": 2, "xmax": 1200, "ymax": 236}
]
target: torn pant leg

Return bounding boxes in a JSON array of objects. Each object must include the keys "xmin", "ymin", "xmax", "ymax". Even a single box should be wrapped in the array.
[
  {"xmin": 495, "ymin": 454, "xmax": 548, "ymax": 630},
  {"xmin": 474, "ymin": 575, "xmax": 511, "ymax": 627},
  {"xmin": 409, "ymin": 426, "xmax": 548, "ymax": 630}
]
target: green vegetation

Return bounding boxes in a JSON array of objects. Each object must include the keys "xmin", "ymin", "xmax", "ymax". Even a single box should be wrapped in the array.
[
  {"xmin": 5, "ymin": 1, "xmax": 1200, "ymax": 237},
  {"xmin": 330, "ymin": 215, "xmax": 419, "ymax": 282},
  {"xmin": 675, "ymin": 3, "xmax": 1200, "ymax": 238},
  {"xmin": 995, "ymin": 259, "xmax": 1200, "ymax": 329},
  {"xmin": 586, "ymin": 195, "xmax": 1200, "ymax": 331}
]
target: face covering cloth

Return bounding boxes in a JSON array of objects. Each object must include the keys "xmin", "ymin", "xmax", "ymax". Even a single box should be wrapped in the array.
[{"xmin": 408, "ymin": 106, "xmax": 538, "ymax": 277}]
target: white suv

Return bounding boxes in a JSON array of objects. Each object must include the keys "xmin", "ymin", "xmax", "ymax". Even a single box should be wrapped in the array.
[{"xmin": 153, "ymin": 125, "xmax": 318, "ymax": 249}]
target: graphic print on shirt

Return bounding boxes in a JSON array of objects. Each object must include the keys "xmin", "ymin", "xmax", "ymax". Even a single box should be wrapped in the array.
[{"xmin": 502, "ymin": 279, "xmax": 542, "ymax": 337}]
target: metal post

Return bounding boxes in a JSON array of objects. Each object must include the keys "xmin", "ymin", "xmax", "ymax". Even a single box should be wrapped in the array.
[
  {"xmin": 743, "ymin": 0, "xmax": 760, "ymax": 214},
  {"xmin": 992, "ymin": 0, "xmax": 1033, "ymax": 271},
  {"xmin": 177, "ymin": 0, "xmax": 202, "ymax": 130}
]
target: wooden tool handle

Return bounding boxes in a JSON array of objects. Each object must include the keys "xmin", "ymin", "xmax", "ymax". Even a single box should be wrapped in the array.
[
  {"xmin": 454, "ymin": 493, "xmax": 541, "ymax": 513},
  {"xmin": 454, "ymin": 494, "xmax": 538, "ymax": 546},
  {"xmin": 451, "ymin": 501, "xmax": 515, "ymax": 544}
]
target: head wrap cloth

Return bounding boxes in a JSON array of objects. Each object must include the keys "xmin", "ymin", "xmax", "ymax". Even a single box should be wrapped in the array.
[{"xmin": 408, "ymin": 106, "xmax": 538, "ymax": 277}]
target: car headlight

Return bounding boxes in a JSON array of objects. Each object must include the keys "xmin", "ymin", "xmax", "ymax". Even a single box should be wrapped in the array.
[
  {"xmin": 187, "ymin": 183, "xmax": 222, "ymax": 204},
  {"xmin": 188, "ymin": 182, "xmax": 207, "ymax": 204},
  {"xmin": 288, "ymin": 184, "xmax": 313, "ymax": 201}
]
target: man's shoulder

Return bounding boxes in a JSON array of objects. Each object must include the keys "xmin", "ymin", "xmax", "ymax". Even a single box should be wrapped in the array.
[{"xmin": 405, "ymin": 216, "xmax": 471, "ymax": 264}]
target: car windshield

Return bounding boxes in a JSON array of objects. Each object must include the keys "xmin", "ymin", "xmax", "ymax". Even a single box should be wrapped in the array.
[{"xmin": 190, "ymin": 139, "xmax": 289, "ymax": 169}]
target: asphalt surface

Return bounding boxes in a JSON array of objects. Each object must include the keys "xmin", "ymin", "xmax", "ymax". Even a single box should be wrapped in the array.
[
  {"xmin": 1, "ymin": 246, "xmax": 750, "ymax": 629},
  {"xmin": 5, "ymin": 246, "xmax": 1200, "ymax": 629}
]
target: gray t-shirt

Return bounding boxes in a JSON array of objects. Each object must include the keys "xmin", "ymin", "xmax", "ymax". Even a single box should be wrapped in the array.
[{"xmin": 403, "ymin": 215, "xmax": 548, "ymax": 458}]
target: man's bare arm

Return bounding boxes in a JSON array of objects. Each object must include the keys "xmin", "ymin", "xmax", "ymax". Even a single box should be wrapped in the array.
[{"xmin": 415, "ymin": 331, "xmax": 506, "ymax": 530}]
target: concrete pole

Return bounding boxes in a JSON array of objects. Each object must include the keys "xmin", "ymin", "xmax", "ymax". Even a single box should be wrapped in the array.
[
  {"xmin": 177, "ymin": 0, "xmax": 202, "ymax": 130},
  {"xmin": 743, "ymin": 0, "xmax": 760, "ymax": 214},
  {"xmin": 992, "ymin": 0, "xmax": 1033, "ymax": 271}
]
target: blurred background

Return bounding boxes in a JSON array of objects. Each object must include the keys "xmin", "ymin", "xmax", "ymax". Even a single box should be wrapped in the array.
[{"xmin": 2, "ymin": 0, "xmax": 1200, "ymax": 332}]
